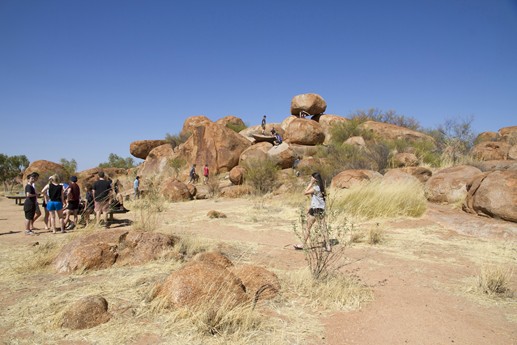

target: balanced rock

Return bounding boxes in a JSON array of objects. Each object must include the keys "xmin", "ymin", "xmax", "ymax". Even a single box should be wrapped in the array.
[
  {"xmin": 425, "ymin": 165, "xmax": 482, "ymax": 204},
  {"xmin": 130, "ymin": 140, "xmax": 168, "ymax": 159},
  {"xmin": 290, "ymin": 93, "xmax": 327, "ymax": 116},
  {"xmin": 60, "ymin": 295, "xmax": 111, "ymax": 330}
]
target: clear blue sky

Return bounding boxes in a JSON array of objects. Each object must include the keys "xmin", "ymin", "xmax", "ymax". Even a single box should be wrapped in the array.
[{"xmin": 1, "ymin": 0, "xmax": 516, "ymax": 171}]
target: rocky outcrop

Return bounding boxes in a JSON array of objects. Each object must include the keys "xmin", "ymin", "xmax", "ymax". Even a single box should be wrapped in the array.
[
  {"xmin": 315, "ymin": 114, "xmax": 349, "ymax": 144},
  {"xmin": 471, "ymin": 141, "xmax": 511, "ymax": 161},
  {"xmin": 358, "ymin": 121, "xmax": 435, "ymax": 143},
  {"xmin": 239, "ymin": 123, "xmax": 283, "ymax": 142},
  {"xmin": 475, "ymin": 132, "xmax": 499, "ymax": 144},
  {"xmin": 130, "ymin": 140, "xmax": 168, "ymax": 159},
  {"xmin": 239, "ymin": 142, "xmax": 271, "ymax": 166},
  {"xmin": 215, "ymin": 115, "xmax": 246, "ymax": 129},
  {"xmin": 53, "ymin": 230, "xmax": 176, "ymax": 273},
  {"xmin": 180, "ymin": 115, "xmax": 212, "ymax": 138},
  {"xmin": 192, "ymin": 251, "xmax": 233, "ymax": 268},
  {"xmin": 161, "ymin": 178, "xmax": 192, "ymax": 202},
  {"xmin": 284, "ymin": 118, "xmax": 325, "ymax": 145},
  {"xmin": 23, "ymin": 160, "xmax": 69, "ymax": 189},
  {"xmin": 509, "ymin": 145, "xmax": 517, "ymax": 160},
  {"xmin": 331, "ymin": 169, "xmax": 382, "ymax": 189},
  {"xmin": 290, "ymin": 93, "xmax": 327, "ymax": 116},
  {"xmin": 60, "ymin": 295, "xmax": 111, "ymax": 330},
  {"xmin": 425, "ymin": 165, "xmax": 482, "ymax": 204},
  {"xmin": 396, "ymin": 166, "xmax": 432, "ymax": 183},
  {"xmin": 463, "ymin": 170, "xmax": 517, "ymax": 222},
  {"xmin": 138, "ymin": 144, "xmax": 175, "ymax": 180},
  {"xmin": 383, "ymin": 169, "xmax": 421, "ymax": 184},
  {"xmin": 475, "ymin": 160, "xmax": 517, "ymax": 172},
  {"xmin": 174, "ymin": 122, "xmax": 251, "ymax": 174},
  {"xmin": 499, "ymin": 126, "xmax": 517, "ymax": 142}
]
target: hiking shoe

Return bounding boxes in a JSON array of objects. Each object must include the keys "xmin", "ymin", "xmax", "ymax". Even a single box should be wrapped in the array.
[{"xmin": 25, "ymin": 230, "xmax": 35, "ymax": 236}]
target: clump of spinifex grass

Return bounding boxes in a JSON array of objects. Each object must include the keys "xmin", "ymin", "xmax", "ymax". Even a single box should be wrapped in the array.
[
  {"xmin": 284, "ymin": 268, "xmax": 372, "ymax": 311},
  {"xmin": 367, "ymin": 223, "xmax": 385, "ymax": 245},
  {"xmin": 475, "ymin": 265, "xmax": 513, "ymax": 297},
  {"xmin": 130, "ymin": 187, "xmax": 166, "ymax": 231},
  {"xmin": 333, "ymin": 178, "xmax": 427, "ymax": 219},
  {"xmin": 15, "ymin": 241, "xmax": 60, "ymax": 273}
]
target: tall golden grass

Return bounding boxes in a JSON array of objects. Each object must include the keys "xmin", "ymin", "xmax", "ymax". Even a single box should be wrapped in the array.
[{"xmin": 332, "ymin": 178, "xmax": 427, "ymax": 219}]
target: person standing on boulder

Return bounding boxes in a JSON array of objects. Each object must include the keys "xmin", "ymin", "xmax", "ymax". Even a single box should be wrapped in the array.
[
  {"xmin": 92, "ymin": 171, "xmax": 112, "ymax": 228},
  {"xmin": 261, "ymin": 115, "xmax": 267, "ymax": 134}
]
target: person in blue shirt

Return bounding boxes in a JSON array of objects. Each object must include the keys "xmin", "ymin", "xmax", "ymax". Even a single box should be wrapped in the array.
[{"xmin": 133, "ymin": 176, "xmax": 140, "ymax": 199}]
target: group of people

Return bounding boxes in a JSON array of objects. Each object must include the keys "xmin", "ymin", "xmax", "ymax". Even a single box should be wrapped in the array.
[
  {"xmin": 188, "ymin": 164, "xmax": 209, "ymax": 184},
  {"xmin": 23, "ymin": 171, "xmax": 137, "ymax": 235}
]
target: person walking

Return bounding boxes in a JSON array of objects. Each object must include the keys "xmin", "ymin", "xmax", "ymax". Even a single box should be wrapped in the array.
[
  {"xmin": 188, "ymin": 164, "xmax": 198, "ymax": 184},
  {"xmin": 23, "ymin": 173, "xmax": 38, "ymax": 235},
  {"xmin": 92, "ymin": 171, "xmax": 112, "ymax": 228},
  {"xmin": 41, "ymin": 174, "xmax": 66, "ymax": 234},
  {"xmin": 294, "ymin": 172, "xmax": 330, "ymax": 251},
  {"xmin": 133, "ymin": 176, "xmax": 140, "ymax": 199}
]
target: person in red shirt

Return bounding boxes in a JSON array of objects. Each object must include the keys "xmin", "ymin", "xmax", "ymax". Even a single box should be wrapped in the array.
[{"xmin": 203, "ymin": 164, "xmax": 209, "ymax": 185}]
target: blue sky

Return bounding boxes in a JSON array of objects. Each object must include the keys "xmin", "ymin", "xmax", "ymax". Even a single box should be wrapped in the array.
[{"xmin": 1, "ymin": 0, "xmax": 516, "ymax": 171}]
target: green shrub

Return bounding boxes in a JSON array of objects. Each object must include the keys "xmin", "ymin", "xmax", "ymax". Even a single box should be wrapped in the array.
[
  {"xmin": 329, "ymin": 118, "xmax": 374, "ymax": 144},
  {"xmin": 226, "ymin": 123, "xmax": 247, "ymax": 133},
  {"xmin": 243, "ymin": 158, "xmax": 279, "ymax": 195}
]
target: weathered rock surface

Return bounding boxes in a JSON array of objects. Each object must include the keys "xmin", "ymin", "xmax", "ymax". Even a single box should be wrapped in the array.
[
  {"xmin": 130, "ymin": 140, "xmax": 168, "ymax": 159},
  {"xmin": 383, "ymin": 169, "xmax": 421, "ymax": 184},
  {"xmin": 284, "ymin": 118, "xmax": 325, "ymax": 145},
  {"xmin": 471, "ymin": 141, "xmax": 511, "ymax": 161},
  {"xmin": 475, "ymin": 160, "xmax": 517, "ymax": 172},
  {"xmin": 23, "ymin": 160, "xmax": 69, "ymax": 188},
  {"xmin": 180, "ymin": 115, "xmax": 212, "ymax": 138},
  {"xmin": 498, "ymin": 126, "xmax": 517, "ymax": 142},
  {"xmin": 192, "ymin": 251, "xmax": 233, "ymax": 268},
  {"xmin": 508, "ymin": 145, "xmax": 517, "ymax": 160},
  {"xmin": 138, "ymin": 144, "xmax": 175, "ymax": 180},
  {"xmin": 230, "ymin": 264, "xmax": 281, "ymax": 301},
  {"xmin": 60, "ymin": 295, "xmax": 111, "ymax": 330},
  {"xmin": 267, "ymin": 142, "xmax": 296, "ymax": 169},
  {"xmin": 475, "ymin": 131, "xmax": 499, "ymax": 144},
  {"xmin": 344, "ymin": 136, "xmax": 366, "ymax": 148},
  {"xmin": 229, "ymin": 166, "xmax": 246, "ymax": 185},
  {"xmin": 331, "ymin": 169, "xmax": 382, "ymax": 189},
  {"xmin": 396, "ymin": 166, "xmax": 433, "ymax": 183},
  {"xmin": 425, "ymin": 165, "xmax": 482, "ymax": 204},
  {"xmin": 53, "ymin": 230, "xmax": 176, "ymax": 273},
  {"xmin": 215, "ymin": 115, "xmax": 246, "ymax": 129},
  {"xmin": 239, "ymin": 142, "xmax": 271, "ymax": 166},
  {"xmin": 239, "ymin": 123, "xmax": 283, "ymax": 142},
  {"xmin": 392, "ymin": 153, "xmax": 419, "ymax": 167},
  {"xmin": 314, "ymin": 114, "xmax": 349, "ymax": 144},
  {"xmin": 290, "ymin": 93, "xmax": 327, "ymax": 116},
  {"xmin": 463, "ymin": 170, "xmax": 517, "ymax": 222},
  {"xmin": 358, "ymin": 121, "xmax": 435, "ymax": 143},
  {"xmin": 152, "ymin": 262, "xmax": 247, "ymax": 309}
]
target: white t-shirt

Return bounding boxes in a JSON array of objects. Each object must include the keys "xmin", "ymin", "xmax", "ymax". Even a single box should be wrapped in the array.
[{"xmin": 310, "ymin": 185, "xmax": 325, "ymax": 209}]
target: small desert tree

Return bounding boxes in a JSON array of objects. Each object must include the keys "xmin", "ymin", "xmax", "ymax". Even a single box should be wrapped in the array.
[
  {"xmin": 0, "ymin": 153, "xmax": 29, "ymax": 192},
  {"xmin": 168, "ymin": 157, "xmax": 186, "ymax": 179},
  {"xmin": 242, "ymin": 157, "xmax": 279, "ymax": 195},
  {"xmin": 98, "ymin": 153, "xmax": 136, "ymax": 169},
  {"xmin": 60, "ymin": 158, "xmax": 77, "ymax": 176}
]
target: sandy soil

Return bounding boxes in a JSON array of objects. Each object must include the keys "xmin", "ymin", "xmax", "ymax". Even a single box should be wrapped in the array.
[{"xmin": 0, "ymin": 194, "xmax": 515, "ymax": 345}]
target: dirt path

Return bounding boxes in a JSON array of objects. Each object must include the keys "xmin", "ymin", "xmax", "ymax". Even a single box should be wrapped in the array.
[{"xmin": 0, "ymin": 196, "xmax": 515, "ymax": 345}]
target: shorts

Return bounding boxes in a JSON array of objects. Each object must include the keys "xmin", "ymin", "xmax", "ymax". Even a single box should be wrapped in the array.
[
  {"xmin": 308, "ymin": 208, "xmax": 325, "ymax": 217},
  {"xmin": 47, "ymin": 201, "xmax": 63, "ymax": 211},
  {"xmin": 24, "ymin": 200, "xmax": 36, "ymax": 220},
  {"xmin": 94, "ymin": 200, "xmax": 110, "ymax": 213},
  {"xmin": 67, "ymin": 200, "xmax": 80, "ymax": 211}
]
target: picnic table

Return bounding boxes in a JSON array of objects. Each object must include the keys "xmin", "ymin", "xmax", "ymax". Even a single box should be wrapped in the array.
[{"xmin": 5, "ymin": 195, "xmax": 25, "ymax": 205}]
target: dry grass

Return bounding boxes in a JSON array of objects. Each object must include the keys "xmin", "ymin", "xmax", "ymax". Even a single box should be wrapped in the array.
[
  {"xmin": 333, "ymin": 178, "xmax": 427, "ymax": 219},
  {"xmin": 475, "ymin": 265, "xmax": 514, "ymax": 297},
  {"xmin": 367, "ymin": 223, "xmax": 385, "ymax": 245},
  {"xmin": 14, "ymin": 240, "xmax": 60, "ymax": 273},
  {"xmin": 129, "ymin": 195, "xmax": 165, "ymax": 232}
]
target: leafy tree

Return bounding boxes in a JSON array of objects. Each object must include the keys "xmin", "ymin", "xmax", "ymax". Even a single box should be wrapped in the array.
[
  {"xmin": 98, "ymin": 153, "xmax": 135, "ymax": 169},
  {"xmin": 60, "ymin": 158, "xmax": 77, "ymax": 176},
  {"xmin": 0, "ymin": 154, "xmax": 30, "ymax": 192},
  {"xmin": 428, "ymin": 116, "xmax": 477, "ymax": 164}
]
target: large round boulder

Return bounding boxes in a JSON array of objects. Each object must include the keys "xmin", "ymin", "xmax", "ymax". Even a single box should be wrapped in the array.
[
  {"xmin": 23, "ymin": 160, "xmax": 69, "ymax": 190},
  {"xmin": 239, "ymin": 123, "xmax": 284, "ymax": 142},
  {"xmin": 130, "ymin": 140, "xmax": 168, "ymax": 159},
  {"xmin": 463, "ymin": 170, "xmax": 517, "ymax": 222},
  {"xmin": 392, "ymin": 152, "xmax": 419, "ymax": 167},
  {"xmin": 474, "ymin": 131, "xmax": 499, "ymax": 144},
  {"xmin": 229, "ymin": 165, "xmax": 246, "ymax": 185},
  {"xmin": 471, "ymin": 141, "xmax": 511, "ymax": 161},
  {"xmin": 425, "ymin": 165, "xmax": 482, "ymax": 204},
  {"xmin": 397, "ymin": 166, "xmax": 432, "ymax": 183},
  {"xmin": 161, "ymin": 178, "xmax": 192, "ymax": 202},
  {"xmin": 314, "ymin": 114, "xmax": 349, "ymax": 144},
  {"xmin": 290, "ymin": 93, "xmax": 327, "ymax": 116},
  {"xmin": 331, "ymin": 169, "xmax": 382, "ymax": 189},
  {"xmin": 151, "ymin": 262, "xmax": 248, "ymax": 309},
  {"xmin": 498, "ymin": 126, "xmax": 517, "ymax": 143},
  {"xmin": 60, "ymin": 295, "xmax": 111, "ymax": 330},
  {"xmin": 138, "ymin": 144, "xmax": 175, "ymax": 180},
  {"xmin": 239, "ymin": 142, "xmax": 272, "ymax": 166},
  {"xmin": 284, "ymin": 118, "xmax": 325, "ymax": 145},
  {"xmin": 267, "ymin": 142, "xmax": 296, "ymax": 169}
]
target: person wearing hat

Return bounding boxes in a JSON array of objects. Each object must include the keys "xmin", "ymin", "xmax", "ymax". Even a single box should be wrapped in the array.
[{"xmin": 63, "ymin": 175, "xmax": 81, "ymax": 230}]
